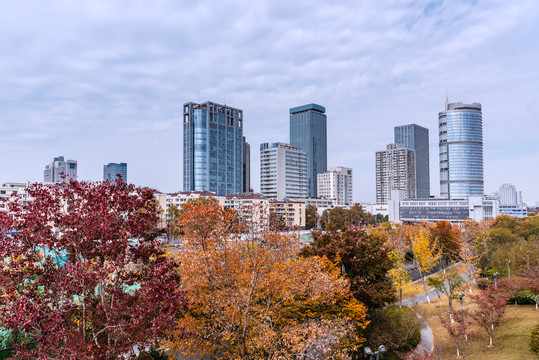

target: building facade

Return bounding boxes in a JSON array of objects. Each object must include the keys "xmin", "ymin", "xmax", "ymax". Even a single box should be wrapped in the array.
[
  {"xmin": 394, "ymin": 124, "xmax": 430, "ymax": 199},
  {"xmin": 375, "ymin": 144, "xmax": 416, "ymax": 205},
  {"xmin": 498, "ymin": 183, "xmax": 517, "ymax": 205},
  {"xmin": 183, "ymin": 101, "xmax": 246, "ymax": 196},
  {"xmin": 243, "ymin": 139, "xmax": 250, "ymax": 193},
  {"xmin": 103, "ymin": 163, "xmax": 127, "ymax": 182},
  {"xmin": 439, "ymin": 101, "xmax": 483, "ymax": 199},
  {"xmin": 44, "ymin": 156, "xmax": 77, "ymax": 183},
  {"xmin": 260, "ymin": 142, "xmax": 308, "ymax": 200},
  {"xmin": 290, "ymin": 104, "xmax": 327, "ymax": 198},
  {"xmin": 269, "ymin": 200, "xmax": 306, "ymax": 229},
  {"xmin": 317, "ymin": 166, "xmax": 353, "ymax": 206}
]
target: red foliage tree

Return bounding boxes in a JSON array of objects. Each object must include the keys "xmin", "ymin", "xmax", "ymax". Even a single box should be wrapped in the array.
[
  {"xmin": 469, "ymin": 288, "xmax": 509, "ymax": 347},
  {"xmin": 429, "ymin": 221, "xmax": 461, "ymax": 265},
  {"xmin": 0, "ymin": 180, "xmax": 188, "ymax": 359}
]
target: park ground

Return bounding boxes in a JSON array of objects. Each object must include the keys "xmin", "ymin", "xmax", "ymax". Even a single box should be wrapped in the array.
[{"xmin": 405, "ymin": 277, "xmax": 538, "ymax": 360}]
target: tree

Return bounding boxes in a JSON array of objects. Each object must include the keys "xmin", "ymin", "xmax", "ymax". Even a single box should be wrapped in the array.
[
  {"xmin": 0, "ymin": 180, "xmax": 188, "ymax": 359},
  {"xmin": 427, "ymin": 268, "xmax": 464, "ymax": 318},
  {"xmin": 319, "ymin": 204, "xmax": 375, "ymax": 231},
  {"xmin": 305, "ymin": 204, "xmax": 318, "ymax": 230},
  {"xmin": 458, "ymin": 220, "xmax": 483, "ymax": 293},
  {"xmin": 386, "ymin": 225, "xmax": 412, "ymax": 308},
  {"xmin": 440, "ymin": 309, "xmax": 470, "ymax": 359},
  {"xmin": 301, "ymin": 228, "xmax": 396, "ymax": 312},
  {"xmin": 167, "ymin": 204, "xmax": 181, "ymax": 242},
  {"xmin": 430, "ymin": 221, "xmax": 461, "ymax": 267},
  {"xmin": 469, "ymin": 288, "xmax": 509, "ymax": 347},
  {"xmin": 169, "ymin": 198, "xmax": 368, "ymax": 359},
  {"xmin": 269, "ymin": 212, "xmax": 287, "ymax": 232},
  {"xmin": 411, "ymin": 228, "xmax": 440, "ymax": 303}
]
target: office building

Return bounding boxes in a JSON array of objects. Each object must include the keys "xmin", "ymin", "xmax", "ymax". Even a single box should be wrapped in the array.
[
  {"xmin": 394, "ymin": 124, "xmax": 430, "ymax": 198},
  {"xmin": 375, "ymin": 144, "xmax": 416, "ymax": 205},
  {"xmin": 103, "ymin": 163, "xmax": 127, "ymax": 182},
  {"xmin": 290, "ymin": 104, "xmax": 327, "ymax": 198},
  {"xmin": 243, "ymin": 139, "xmax": 250, "ymax": 193},
  {"xmin": 389, "ymin": 191, "xmax": 499, "ymax": 224},
  {"xmin": 44, "ymin": 156, "xmax": 77, "ymax": 183},
  {"xmin": 498, "ymin": 183, "xmax": 517, "ymax": 205},
  {"xmin": 260, "ymin": 142, "xmax": 307, "ymax": 200},
  {"xmin": 183, "ymin": 101, "xmax": 245, "ymax": 196},
  {"xmin": 439, "ymin": 101, "xmax": 483, "ymax": 199},
  {"xmin": 317, "ymin": 166, "xmax": 353, "ymax": 206}
]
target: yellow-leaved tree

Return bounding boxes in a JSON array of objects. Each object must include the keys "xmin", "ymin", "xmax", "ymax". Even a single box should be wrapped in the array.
[
  {"xmin": 167, "ymin": 197, "xmax": 368, "ymax": 360},
  {"xmin": 411, "ymin": 227, "xmax": 440, "ymax": 303}
]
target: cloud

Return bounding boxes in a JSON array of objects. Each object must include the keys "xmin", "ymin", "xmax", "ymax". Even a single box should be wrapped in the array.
[{"xmin": 1, "ymin": 0, "xmax": 538, "ymax": 202}]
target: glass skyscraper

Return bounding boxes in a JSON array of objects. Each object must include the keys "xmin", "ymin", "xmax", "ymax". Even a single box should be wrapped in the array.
[
  {"xmin": 394, "ymin": 124, "xmax": 430, "ymax": 199},
  {"xmin": 103, "ymin": 162, "xmax": 127, "ymax": 182},
  {"xmin": 439, "ymin": 101, "xmax": 483, "ymax": 199},
  {"xmin": 289, "ymin": 104, "xmax": 327, "ymax": 198},
  {"xmin": 183, "ymin": 101, "xmax": 245, "ymax": 196}
]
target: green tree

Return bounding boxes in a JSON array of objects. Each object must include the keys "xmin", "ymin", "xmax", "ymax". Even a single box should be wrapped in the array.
[
  {"xmin": 427, "ymin": 267, "xmax": 464, "ymax": 317},
  {"xmin": 305, "ymin": 204, "xmax": 318, "ymax": 230}
]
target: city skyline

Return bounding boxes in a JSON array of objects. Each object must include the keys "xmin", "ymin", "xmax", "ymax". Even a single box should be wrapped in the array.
[{"xmin": 1, "ymin": 1, "xmax": 538, "ymax": 203}]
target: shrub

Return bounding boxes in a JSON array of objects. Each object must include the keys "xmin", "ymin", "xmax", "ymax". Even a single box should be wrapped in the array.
[
  {"xmin": 509, "ymin": 290, "xmax": 536, "ymax": 305},
  {"xmin": 476, "ymin": 278, "xmax": 492, "ymax": 290},
  {"xmin": 366, "ymin": 305, "xmax": 421, "ymax": 358},
  {"xmin": 531, "ymin": 325, "xmax": 539, "ymax": 353}
]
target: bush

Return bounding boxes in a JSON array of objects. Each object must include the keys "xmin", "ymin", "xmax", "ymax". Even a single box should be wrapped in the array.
[
  {"xmin": 510, "ymin": 290, "xmax": 536, "ymax": 305},
  {"xmin": 531, "ymin": 324, "xmax": 539, "ymax": 353},
  {"xmin": 476, "ymin": 278, "xmax": 492, "ymax": 290},
  {"xmin": 365, "ymin": 305, "xmax": 421, "ymax": 358}
]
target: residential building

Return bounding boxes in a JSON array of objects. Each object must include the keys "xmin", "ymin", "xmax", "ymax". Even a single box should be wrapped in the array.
[
  {"xmin": 224, "ymin": 194, "xmax": 270, "ymax": 228},
  {"xmin": 375, "ymin": 144, "xmax": 416, "ymax": 205},
  {"xmin": 498, "ymin": 183, "xmax": 517, "ymax": 205},
  {"xmin": 394, "ymin": 124, "xmax": 430, "ymax": 198},
  {"xmin": 497, "ymin": 183, "xmax": 527, "ymax": 218},
  {"xmin": 317, "ymin": 166, "xmax": 353, "ymax": 206},
  {"xmin": 0, "ymin": 182, "xmax": 29, "ymax": 209},
  {"xmin": 103, "ymin": 163, "xmax": 127, "ymax": 182},
  {"xmin": 270, "ymin": 200, "xmax": 306, "ymax": 229},
  {"xmin": 44, "ymin": 156, "xmax": 77, "ymax": 183},
  {"xmin": 183, "ymin": 101, "xmax": 246, "ymax": 196},
  {"xmin": 439, "ymin": 101, "xmax": 483, "ymax": 199},
  {"xmin": 260, "ymin": 142, "xmax": 308, "ymax": 200},
  {"xmin": 290, "ymin": 103, "xmax": 327, "ymax": 197}
]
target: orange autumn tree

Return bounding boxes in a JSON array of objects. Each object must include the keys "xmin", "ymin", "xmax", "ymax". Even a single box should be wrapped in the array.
[{"xmin": 168, "ymin": 197, "xmax": 368, "ymax": 359}]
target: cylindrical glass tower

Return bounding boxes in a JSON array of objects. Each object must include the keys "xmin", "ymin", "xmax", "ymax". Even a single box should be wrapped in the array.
[{"xmin": 439, "ymin": 101, "xmax": 483, "ymax": 199}]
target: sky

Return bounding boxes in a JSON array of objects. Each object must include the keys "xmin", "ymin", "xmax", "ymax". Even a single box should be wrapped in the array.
[{"xmin": 1, "ymin": 0, "xmax": 538, "ymax": 204}]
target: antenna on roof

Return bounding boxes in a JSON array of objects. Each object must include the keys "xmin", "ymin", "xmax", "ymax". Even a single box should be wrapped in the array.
[{"xmin": 445, "ymin": 91, "xmax": 449, "ymax": 111}]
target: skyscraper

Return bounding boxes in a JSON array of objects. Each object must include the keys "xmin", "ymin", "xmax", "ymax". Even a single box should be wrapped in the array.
[
  {"xmin": 260, "ymin": 142, "xmax": 307, "ymax": 200},
  {"xmin": 439, "ymin": 101, "xmax": 483, "ymax": 199},
  {"xmin": 243, "ymin": 139, "xmax": 250, "ymax": 193},
  {"xmin": 375, "ymin": 144, "xmax": 416, "ymax": 205},
  {"xmin": 44, "ymin": 156, "xmax": 77, "ymax": 183},
  {"xmin": 317, "ymin": 166, "xmax": 353, "ymax": 206},
  {"xmin": 498, "ymin": 183, "xmax": 517, "ymax": 205},
  {"xmin": 103, "ymin": 163, "xmax": 127, "ymax": 182},
  {"xmin": 394, "ymin": 124, "xmax": 430, "ymax": 198},
  {"xmin": 290, "ymin": 103, "xmax": 327, "ymax": 198},
  {"xmin": 183, "ymin": 101, "xmax": 245, "ymax": 196}
]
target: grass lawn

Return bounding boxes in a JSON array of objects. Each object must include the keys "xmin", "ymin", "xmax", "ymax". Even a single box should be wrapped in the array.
[{"xmin": 414, "ymin": 291, "xmax": 539, "ymax": 360}]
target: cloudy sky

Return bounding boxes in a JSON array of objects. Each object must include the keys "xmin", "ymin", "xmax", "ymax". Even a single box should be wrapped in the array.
[{"xmin": 1, "ymin": 0, "xmax": 538, "ymax": 204}]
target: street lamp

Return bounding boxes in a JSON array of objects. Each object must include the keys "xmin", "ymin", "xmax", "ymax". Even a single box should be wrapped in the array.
[
  {"xmin": 364, "ymin": 345, "xmax": 386, "ymax": 360},
  {"xmin": 508, "ymin": 260, "xmax": 511, "ymax": 278},
  {"xmin": 493, "ymin": 272, "xmax": 499, "ymax": 290},
  {"xmin": 527, "ymin": 250, "xmax": 531, "ymax": 270}
]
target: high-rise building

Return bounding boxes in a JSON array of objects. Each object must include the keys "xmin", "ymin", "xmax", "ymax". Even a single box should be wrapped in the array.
[
  {"xmin": 103, "ymin": 163, "xmax": 127, "ymax": 182},
  {"xmin": 439, "ymin": 101, "xmax": 483, "ymax": 199},
  {"xmin": 394, "ymin": 124, "xmax": 430, "ymax": 199},
  {"xmin": 290, "ymin": 104, "xmax": 327, "ymax": 198},
  {"xmin": 260, "ymin": 142, "xmax": 307, "ymax": 200},
  {"xmin": 317, "ymin": 166, "xmax": 353, "ymax": 206},
  {"xmin": 183, "ymin": 101, "xmax": 245, "ymax": 196},
  {"xmin": 44, "ymin": 156, "xmax": 77, "ymax": 183},
  {"xmin": 375, "ymin": 144, "xmax": 416, "ymax": 205},
  {"xmin": 498, "ymin": 183, "xmax": 517, "ymax": 205},
  {"xmin": 243, "ymin": 139, "xmax": 250, "ymax": 193}
]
